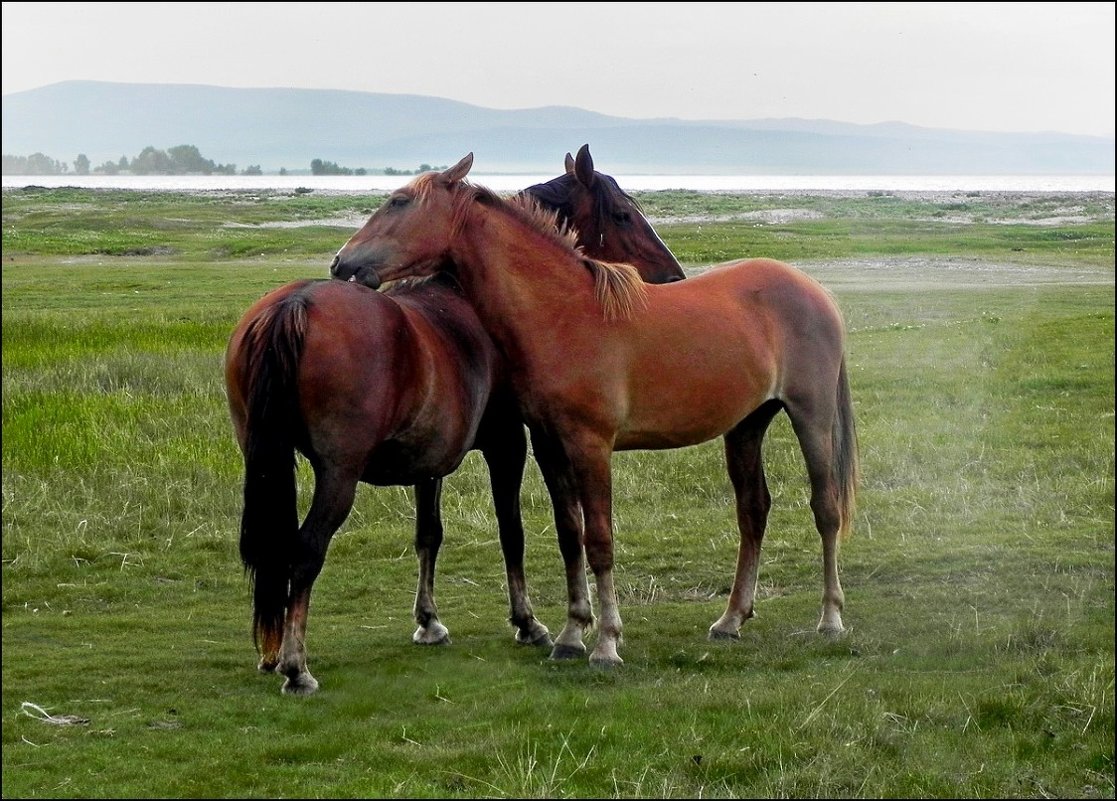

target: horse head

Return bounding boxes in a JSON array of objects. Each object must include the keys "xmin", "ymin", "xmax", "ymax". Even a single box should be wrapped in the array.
[
  {"xmin": 523, "ymin": 144, "xmax": 685, "ymax": 283},
  {"xmin": 330, "ymin": 154, "xmax": 474, "ymax": 289}
]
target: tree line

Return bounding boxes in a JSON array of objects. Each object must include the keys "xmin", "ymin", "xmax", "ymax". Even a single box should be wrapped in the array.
[
  {"xmin": 2, "ymin": 145, "xmax": 255, "ymax": 176},
  {"xmin": 2, "ymin": 145, "xmax": 444, "ymax": 177},
  {"xmin": 309, "ymin": 159, "xmax": 444, "ymax": 176}
]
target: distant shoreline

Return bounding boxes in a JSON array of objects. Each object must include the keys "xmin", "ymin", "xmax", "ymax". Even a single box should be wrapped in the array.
[{"xmin": 2, "ymin": 173, "xmax": 1114, "ymax": 195}]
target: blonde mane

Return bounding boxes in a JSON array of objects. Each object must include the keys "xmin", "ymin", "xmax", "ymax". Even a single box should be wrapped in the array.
[
  {"xmin": 472, "ymin": 186, "xmax": 649, "ymax": 322},
  {"xmin": 402, "ymin": 171, "xmax": 648, "ymax": 322},
  {"xmin": 584, "ymin": 257, "xmax": 648, "ymax": 322}
]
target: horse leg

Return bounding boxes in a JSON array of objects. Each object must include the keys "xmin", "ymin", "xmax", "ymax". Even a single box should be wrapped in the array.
[
  {"xmin": 530, "ymin": 429, "xmax": 593, "ymax": 660},
  {"xmin": 709, "ymin": 403, "xmax": 782, "ymax": 640},
  {"xmin": 786, "ymin": 404, "xmax": 846, "ymax": 635},
  {"xmin": 276, "ymin": 468, "xmax": 358, "ymax": 695},
  {"xmin": 481, "ymin": 426, "xmax": 552, "ymax": 647},
  {"xmin": 412, "ymin": 478, "xmax": 451, "ymax": 645},
  {"xmin": 575, "ymin": 446, "xmax": 624, "ymax": 667},
  {"xmin": 256, "ymin": 588, "xmax": 283, "ymax": 672}
]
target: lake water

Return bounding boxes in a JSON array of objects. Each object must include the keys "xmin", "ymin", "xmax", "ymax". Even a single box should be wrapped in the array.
[{"xmin": 2, "ymin": 173, "xmax": 1114, "ymax": 193}]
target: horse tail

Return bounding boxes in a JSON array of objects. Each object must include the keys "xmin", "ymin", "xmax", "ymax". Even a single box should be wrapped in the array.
[
  {"xmin": 237, "ymin": 292, "xmax": 310, "ymax": 653},
  {"xmin": 833, "ymin": 356, "xmax": 860, "ymax": 541}
]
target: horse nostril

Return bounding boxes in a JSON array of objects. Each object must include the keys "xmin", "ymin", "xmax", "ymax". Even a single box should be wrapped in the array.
[
  {"xmin": 329, "ymin": 255, "xmax": 340, "ymax": 276},
  {"xmin": 668, "ymin": 274, "xmax": 685, "ymax": 283}
]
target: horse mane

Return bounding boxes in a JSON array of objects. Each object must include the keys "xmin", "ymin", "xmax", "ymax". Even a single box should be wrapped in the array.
[
  {"xmin": 409, "ymin": 172, "xmax": 647, "ymax": 322},
  {"xmin": 503, "ymin": 191, "xmax": 647, "ymax": 322}
]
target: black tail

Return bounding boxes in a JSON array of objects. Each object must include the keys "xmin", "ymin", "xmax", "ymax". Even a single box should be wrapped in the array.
[{"xmin": 236, "ymin": 294, "xmax": 310, "ymax": 652}]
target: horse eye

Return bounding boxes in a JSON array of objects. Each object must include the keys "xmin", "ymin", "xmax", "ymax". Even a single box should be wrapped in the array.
[
  {"xmin": 612, "ymin": 210, "xmax": 631, "ymax": 225},
  {"xmin": 389, "ymin": 195, "xmax": 410, "ymax": 209}
]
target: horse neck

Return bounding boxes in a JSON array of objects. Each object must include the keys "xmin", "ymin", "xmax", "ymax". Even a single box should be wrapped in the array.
[{"xmin": 449, "ymin": 201, "xmax": 600, "ymax": 335}]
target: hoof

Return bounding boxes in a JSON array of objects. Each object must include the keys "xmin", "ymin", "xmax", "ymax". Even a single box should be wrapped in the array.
[
  {"xmin": 589, "ymin": 654, "xmax": 623, "ymax": 668},
  {"xmin": 413, "ymin": 622, "xmax": 451, "ymax": 646},
  {"xmin": 516, "ymin": 624, "xmax": 554, "ymax": 648},
  {"xmin": 549, "ymin": 643, "xmax": 587, "ymax": 661},
  {"xmin": 281, "ymin": 674, "xmax": 319, "ymax": 696},
  {"xmin": 707, "ymin": 627, "xmax": 741, "ymax": 642},
  {"xmin": 817, "ymin": 623, "xmax": 846, "ymax": 638}
]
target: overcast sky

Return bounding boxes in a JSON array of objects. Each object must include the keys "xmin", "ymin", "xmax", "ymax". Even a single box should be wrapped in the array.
[{"xmin": 2, "ymin": 2, "xmax": 1113, "ymax": 137}]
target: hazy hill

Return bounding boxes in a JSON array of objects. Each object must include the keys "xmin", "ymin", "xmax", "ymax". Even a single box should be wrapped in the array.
[{"xmin": 2, "ymin": 80, "xmax": 1113, "ymax": 175}]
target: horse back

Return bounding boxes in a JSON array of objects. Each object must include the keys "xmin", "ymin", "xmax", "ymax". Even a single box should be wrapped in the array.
[
  {"xmin": 299, "ymin": 279, "xmax": 500, "ymax": 482},
  {"xmin": 605, "ymin": 259, "xmax": 848, "ymax": 448},
  {"xmin": 643, "ymin": 258, "xmax": 846, "ymax": 351}
]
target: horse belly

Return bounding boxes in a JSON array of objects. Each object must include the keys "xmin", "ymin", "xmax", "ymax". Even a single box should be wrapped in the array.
[
  {"xmin": 615, "ymin": 388, "xmax": 766, "ymax": 450},
  {"xmin": 360, "ymin": 434, "xmax": 472, "ymax": 485},
  {"xmin": 615, "ymin": 331, "xmax": 776, "ymax": 451},
  {"xmin": 358, "ymin": 368, "xmax": 492, "ymax": 485}
]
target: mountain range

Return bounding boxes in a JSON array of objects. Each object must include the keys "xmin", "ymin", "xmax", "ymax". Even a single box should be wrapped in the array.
[{"xmin": 2, "ymin": 80, "xmax": 1113, "ymax": 175}]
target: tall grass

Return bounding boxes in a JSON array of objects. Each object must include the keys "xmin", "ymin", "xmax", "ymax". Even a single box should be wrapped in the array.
[{"xmin": 2, "ymin": 189, "xmax": 1113, "ymax": 798}]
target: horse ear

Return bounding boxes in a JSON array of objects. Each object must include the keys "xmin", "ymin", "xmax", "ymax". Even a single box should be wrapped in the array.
[
  {"xmin": 564, "ymin": 153, "xmax": 575, "ymax": 174},
  {"xmin": 574, "ymin": 144, "xmax": 595, "ymax": 188},
  {"xmin": 441, "ymin": 153, "xmax": 474, "ymax": 185}
]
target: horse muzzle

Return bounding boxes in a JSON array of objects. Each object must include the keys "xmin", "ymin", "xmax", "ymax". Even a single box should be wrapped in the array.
[{"xmin": 329, "ymin": 254, "xmax": 382, "ymax": 290}]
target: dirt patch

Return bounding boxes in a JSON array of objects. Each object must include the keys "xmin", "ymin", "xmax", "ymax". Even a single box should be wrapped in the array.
[
  {"xmin": 224, "ymin": 216, "xmax": 367, "ymax": 230},
  {"xmin": 653, "ymin": 208, "xmax": 825, "ymax": 225},
  {"xmin": 770, "ymin": 256, "xmax": 1115, "ymax": 290}
]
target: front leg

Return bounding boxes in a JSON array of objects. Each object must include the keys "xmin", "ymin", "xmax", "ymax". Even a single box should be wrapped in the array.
[
  {"xmin": 530, "ymin": 429, "xmax": 593, "ymax": 660},
  {"xmin": 412, "ymin": 478, "xmax": 451, "ymax": 645},
  {"xmin": 575, "ymin": 444, "xmax": 623, "ymax": 667}
]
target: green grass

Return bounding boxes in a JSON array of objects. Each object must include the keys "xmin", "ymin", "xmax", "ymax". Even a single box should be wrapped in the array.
[{"xmin": 2, "ymin": 188, "xmax": 1114, "ymax": 798}]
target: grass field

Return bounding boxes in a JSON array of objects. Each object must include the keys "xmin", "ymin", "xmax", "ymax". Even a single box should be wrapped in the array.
[{"xmin": 2, "ymin": 186, "xmax": 1114, "ymax": 798}]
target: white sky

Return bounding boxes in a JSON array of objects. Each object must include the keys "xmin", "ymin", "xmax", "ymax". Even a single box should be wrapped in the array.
[{"xmin": 2, "ymin": 1, "xmax": 1113, "ymax": 137}]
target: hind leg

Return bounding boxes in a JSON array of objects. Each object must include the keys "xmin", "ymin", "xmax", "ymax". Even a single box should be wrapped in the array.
[
  {"xmin": 482, "ymin": 426, "xmax": 552, "ymax": 647},
  {"xmin": 276, "ymin": 469, "xmax": 358, "ymax": 695},
  {"xmin": 787, "ymin": 407, "xmax": 846, "ymax": 635},
  {"xmin": 412, "ymin": 478, "xmax": 451, "ymax": 645},
  {"xmin": 709, "ymin": 404, "xmax": 781, "ymax": 640},
  {"xmin": 257, "ymin": 634, "xmax": 282, "ymax": 673}
]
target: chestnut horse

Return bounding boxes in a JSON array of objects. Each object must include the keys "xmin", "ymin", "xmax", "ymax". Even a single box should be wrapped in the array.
[
  {"xmin": 226, "ymin": 146, "xmax": 683, "ymax": 694},
  {"xmin": 330, "ymin": 154, "xmax": 859, "ymax": 666}
]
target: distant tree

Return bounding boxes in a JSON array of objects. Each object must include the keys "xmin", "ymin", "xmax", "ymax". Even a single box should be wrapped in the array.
[
  {"xmin": 0, "ymin": 154, "xmax": 61, "ymax": 174},
  {"xmin": 9, "ymin": 152, "xmax": 68, "ymax": 174},
  {"xmin": 310, "ymin": 158, "xmax": 353, "ymax": 175},
  {"xmin": 279, "ymin": 167, "xmax": 288, "ymax": 176},
  {"xmin": 242, "ymin": 165, "xmax": 262, "ymax": 175},
  {"xmin": 3, "ymin": 144, "xmax": 254, "ymax": 177},
  {"xmin": 167, "ymin": 144, "xmax": 215, "ymax": 173},
  {"xmin": 130, "ymin": 146, "xmax": 175, "ymax": 175}
]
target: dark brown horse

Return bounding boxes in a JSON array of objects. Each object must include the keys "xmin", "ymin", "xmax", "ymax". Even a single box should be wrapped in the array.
[
  {"xmin": 226, "ymin": 147, "xmax": 683, "ymax": 694},
  {"xmin": 329, "ymin": 154, "xmax": 859, "ymax": 666}
]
